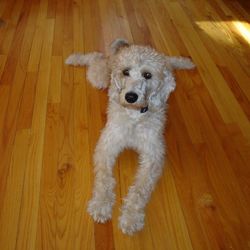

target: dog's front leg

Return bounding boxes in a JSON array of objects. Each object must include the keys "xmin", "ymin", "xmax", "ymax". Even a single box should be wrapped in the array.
[
  {"xmin": 119, "ymin": 140, "xmax": 165, "ymax": 234},
  {"xmin": 87, "ymin": 126, "xmax": 122, "ymax": 223}
]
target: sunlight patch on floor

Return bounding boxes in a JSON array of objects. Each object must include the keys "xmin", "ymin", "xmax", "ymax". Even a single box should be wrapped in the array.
[
  {"xmin": 233, "ymin": 21, "xmax": 250, "ymax": 45},
  {"xmin": 196, "ymin": 20, "xmax": 250, "ymax": 45}
]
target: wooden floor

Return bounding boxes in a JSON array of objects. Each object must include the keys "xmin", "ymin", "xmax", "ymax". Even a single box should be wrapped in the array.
[{"xmin": 0, "ymin": 0, "xmax": 250, "ymax": 249}]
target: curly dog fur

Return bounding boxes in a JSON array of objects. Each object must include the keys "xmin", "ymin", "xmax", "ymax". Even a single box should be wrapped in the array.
[{"xmin": 65, "ymin": 39, "xmax": 195, "ymax": 235}]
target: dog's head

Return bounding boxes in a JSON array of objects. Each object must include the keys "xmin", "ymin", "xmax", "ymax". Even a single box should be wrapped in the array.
[
  {"xmin": 108, "ymin": 39, "xmax": 179, "ymax": 112},
  {"xmin": 82, "ymin": 39, "xmax": 194, "ymax": 112}
]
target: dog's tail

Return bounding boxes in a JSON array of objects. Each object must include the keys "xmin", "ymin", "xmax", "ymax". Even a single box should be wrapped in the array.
[
  {"xmin": 167, "ymin": 56, "xmax": 195, "ymax": 70},
  {"xmin": 65, "ymin": 52, "xmax": 104, "ymax": 66}
]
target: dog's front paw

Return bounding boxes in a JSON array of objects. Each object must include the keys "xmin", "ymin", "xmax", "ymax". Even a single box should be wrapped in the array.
[
  {"xmin": 87, "ymin": 198, "xmax": 113, "ymax": 223},
  {"xmin": 119, "ymin": 210, "xmax": 145, "ymax": 235}
]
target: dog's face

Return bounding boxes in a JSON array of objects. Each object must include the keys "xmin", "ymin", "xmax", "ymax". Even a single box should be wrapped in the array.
[{"xmin": 110, "ymin": 45, "xmax": 176, "ymax": 111}]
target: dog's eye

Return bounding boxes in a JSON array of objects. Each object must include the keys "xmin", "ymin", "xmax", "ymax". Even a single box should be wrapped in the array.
[
  {"xmin": 142, "ymin": 72, "xmax": 152, "ymax": 79},
  {"xmin": 122, "ymin": 68, "xmax": 130, "ymax": 76}
]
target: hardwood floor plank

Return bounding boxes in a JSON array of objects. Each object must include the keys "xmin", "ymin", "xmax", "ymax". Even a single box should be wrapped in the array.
[
  {"xmin": 36, "ymin": 103, "xmax": 60, "ymax": 250},
  {"xmin": 27, "ymin": 0, "xmax": 48, "ymax": 72},
  {"xmin": 159, "ymin": 167, "xmax": 193, "ymax": 250},
  {"xmin": 72, "ymin": 0, "xmax": 84, "ymax": 52},
  {"xmin": 54, "ymin": 64, "xmax": 75, "ymax": 250},
  {"xmin": 48, "ymin": 56, "xmax": 62, "ymax": 104},
  {"xmin": 52, "ymin": 1, "xmax": 78, "ymax": 249},
  {"xmin": 0, "ymin": 85, "xmax": 10, "ymax": 133},
  {"xmin": 0, "ymin": 63, "xmax": 27, "ymax": 212},
  {"xmin": 47, "ymin": 0, "xmax": 56, "ymax": 18},
  {"xmin": 174, "ymin": 72, "xmax": 204, "ymax": 144},
  {"xmin": 0, "ymin": 55, "xmax": 7, "ymax": 80},
  {"xmin": 16, "ymin": 18, "xmax": 54, "ymax": 250},
  {"xmin": 0, "ymin": 0, "xmax": 22, "ymax": 55},
  {"xmin": 52, "ymin": 0, "xmax": 64, "ymax": 56},
  {"xmin": 122, "ymin": 0, "xmax": 152, "ymax": 45},
  {"xmin": 146, "ymin": 0, "xmax": 190, "ymax": 56},
  {"xmin": 17, "ymin": 72, "xmax": 38, "ymax": 129},
  {"xmin": 167, "ymin": 100, "xmax": 213, "ymax": 250},
  {"xmin": 0, "ymin": 129, "xmax": 30, "ymax": 250},
  {"xmin": 0, "ymin": 0, "xmax": 31, "ymax": 85},
  {"xmin": 0, "ymin": 1, "xmax": 6, "ymax": 17},
  {"xmin": 73, "ymin": 82, "xmax": 95, "ymax": 250},
  {"xmin": 214, "ymin": 0, "xmax": 234, "ymax": 17},
  {"xmin": 112, "ymin": 0, "xmax": 134, "ymax": 43},
  {"xmin": 224, "ymin": 0, "xmax": 250, "ymax": 21},
  {"xmin": 219, "ymin": 66, "xmax": 250, "ymax": 120}
]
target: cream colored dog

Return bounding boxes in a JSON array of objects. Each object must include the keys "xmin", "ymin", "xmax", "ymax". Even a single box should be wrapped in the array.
[{"xmin": 66, "ymin": 39, "xmax": 194, "ymax": 235}]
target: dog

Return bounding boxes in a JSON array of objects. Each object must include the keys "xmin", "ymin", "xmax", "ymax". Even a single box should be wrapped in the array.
[{"xmin": 65, "ymin": 39, "xmax": 195, "ymax": 235}]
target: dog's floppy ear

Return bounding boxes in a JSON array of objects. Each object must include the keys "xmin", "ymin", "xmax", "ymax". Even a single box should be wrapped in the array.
[
  {"xmin": 87, "ymin": 56, "xmax": 110, "ymax": 89},
  {"xmin": 148, "ymin": 56, "xmax": 195, "ymax": 109},
  {"xmin": 66, "ymin": 52, "xmax": 110, "ymax": 89},
  {"xmin": 148, "ymin": 68, "xmax": 176, "ymax": 109},
  {"xmin": 165, "ymin": 56, "xmax": 195, "ymax": 70},
  {"xmin": 110, "ymin": 38, "xmax": 129, "ymax": 54},
  {"xmin": 161, "ymin": 69, "xmax": 176, "ymax": 100}
]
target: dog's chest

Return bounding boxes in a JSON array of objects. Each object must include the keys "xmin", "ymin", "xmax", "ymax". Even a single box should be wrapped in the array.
[
  {"xmin": 114, "ymin": 113, "xmax": 162, "ymax": 147},
  {"xmin": 107, "ymin": 104, "xmax": 165, "ymax": 148}
]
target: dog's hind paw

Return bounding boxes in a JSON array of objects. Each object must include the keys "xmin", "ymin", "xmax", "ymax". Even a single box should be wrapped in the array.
[
  {"xmin": 87, "ymin": 198, "xmax": 113, "ymax": 223},
  {"xmin": 119, "ymin": 210, "xmax": 145, "ymax": 235}
]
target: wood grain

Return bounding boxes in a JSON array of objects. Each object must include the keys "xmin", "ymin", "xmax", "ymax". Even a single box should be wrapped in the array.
[
  {"xmin": 16, "ymin": 18, "xmax": 54, "ymax": 250},
  {"xmin": 0, "ymin": 0, "xmax": 249, "ymax": 249},
  {"xmin": 0, "ymin": 129, "xmax": 30, "ymax": 250}
]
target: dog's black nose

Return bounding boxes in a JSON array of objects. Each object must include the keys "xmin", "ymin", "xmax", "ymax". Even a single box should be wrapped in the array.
[{"xmin": 125, "ymin": 92, "xmax": 138, "ymax": 103}]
